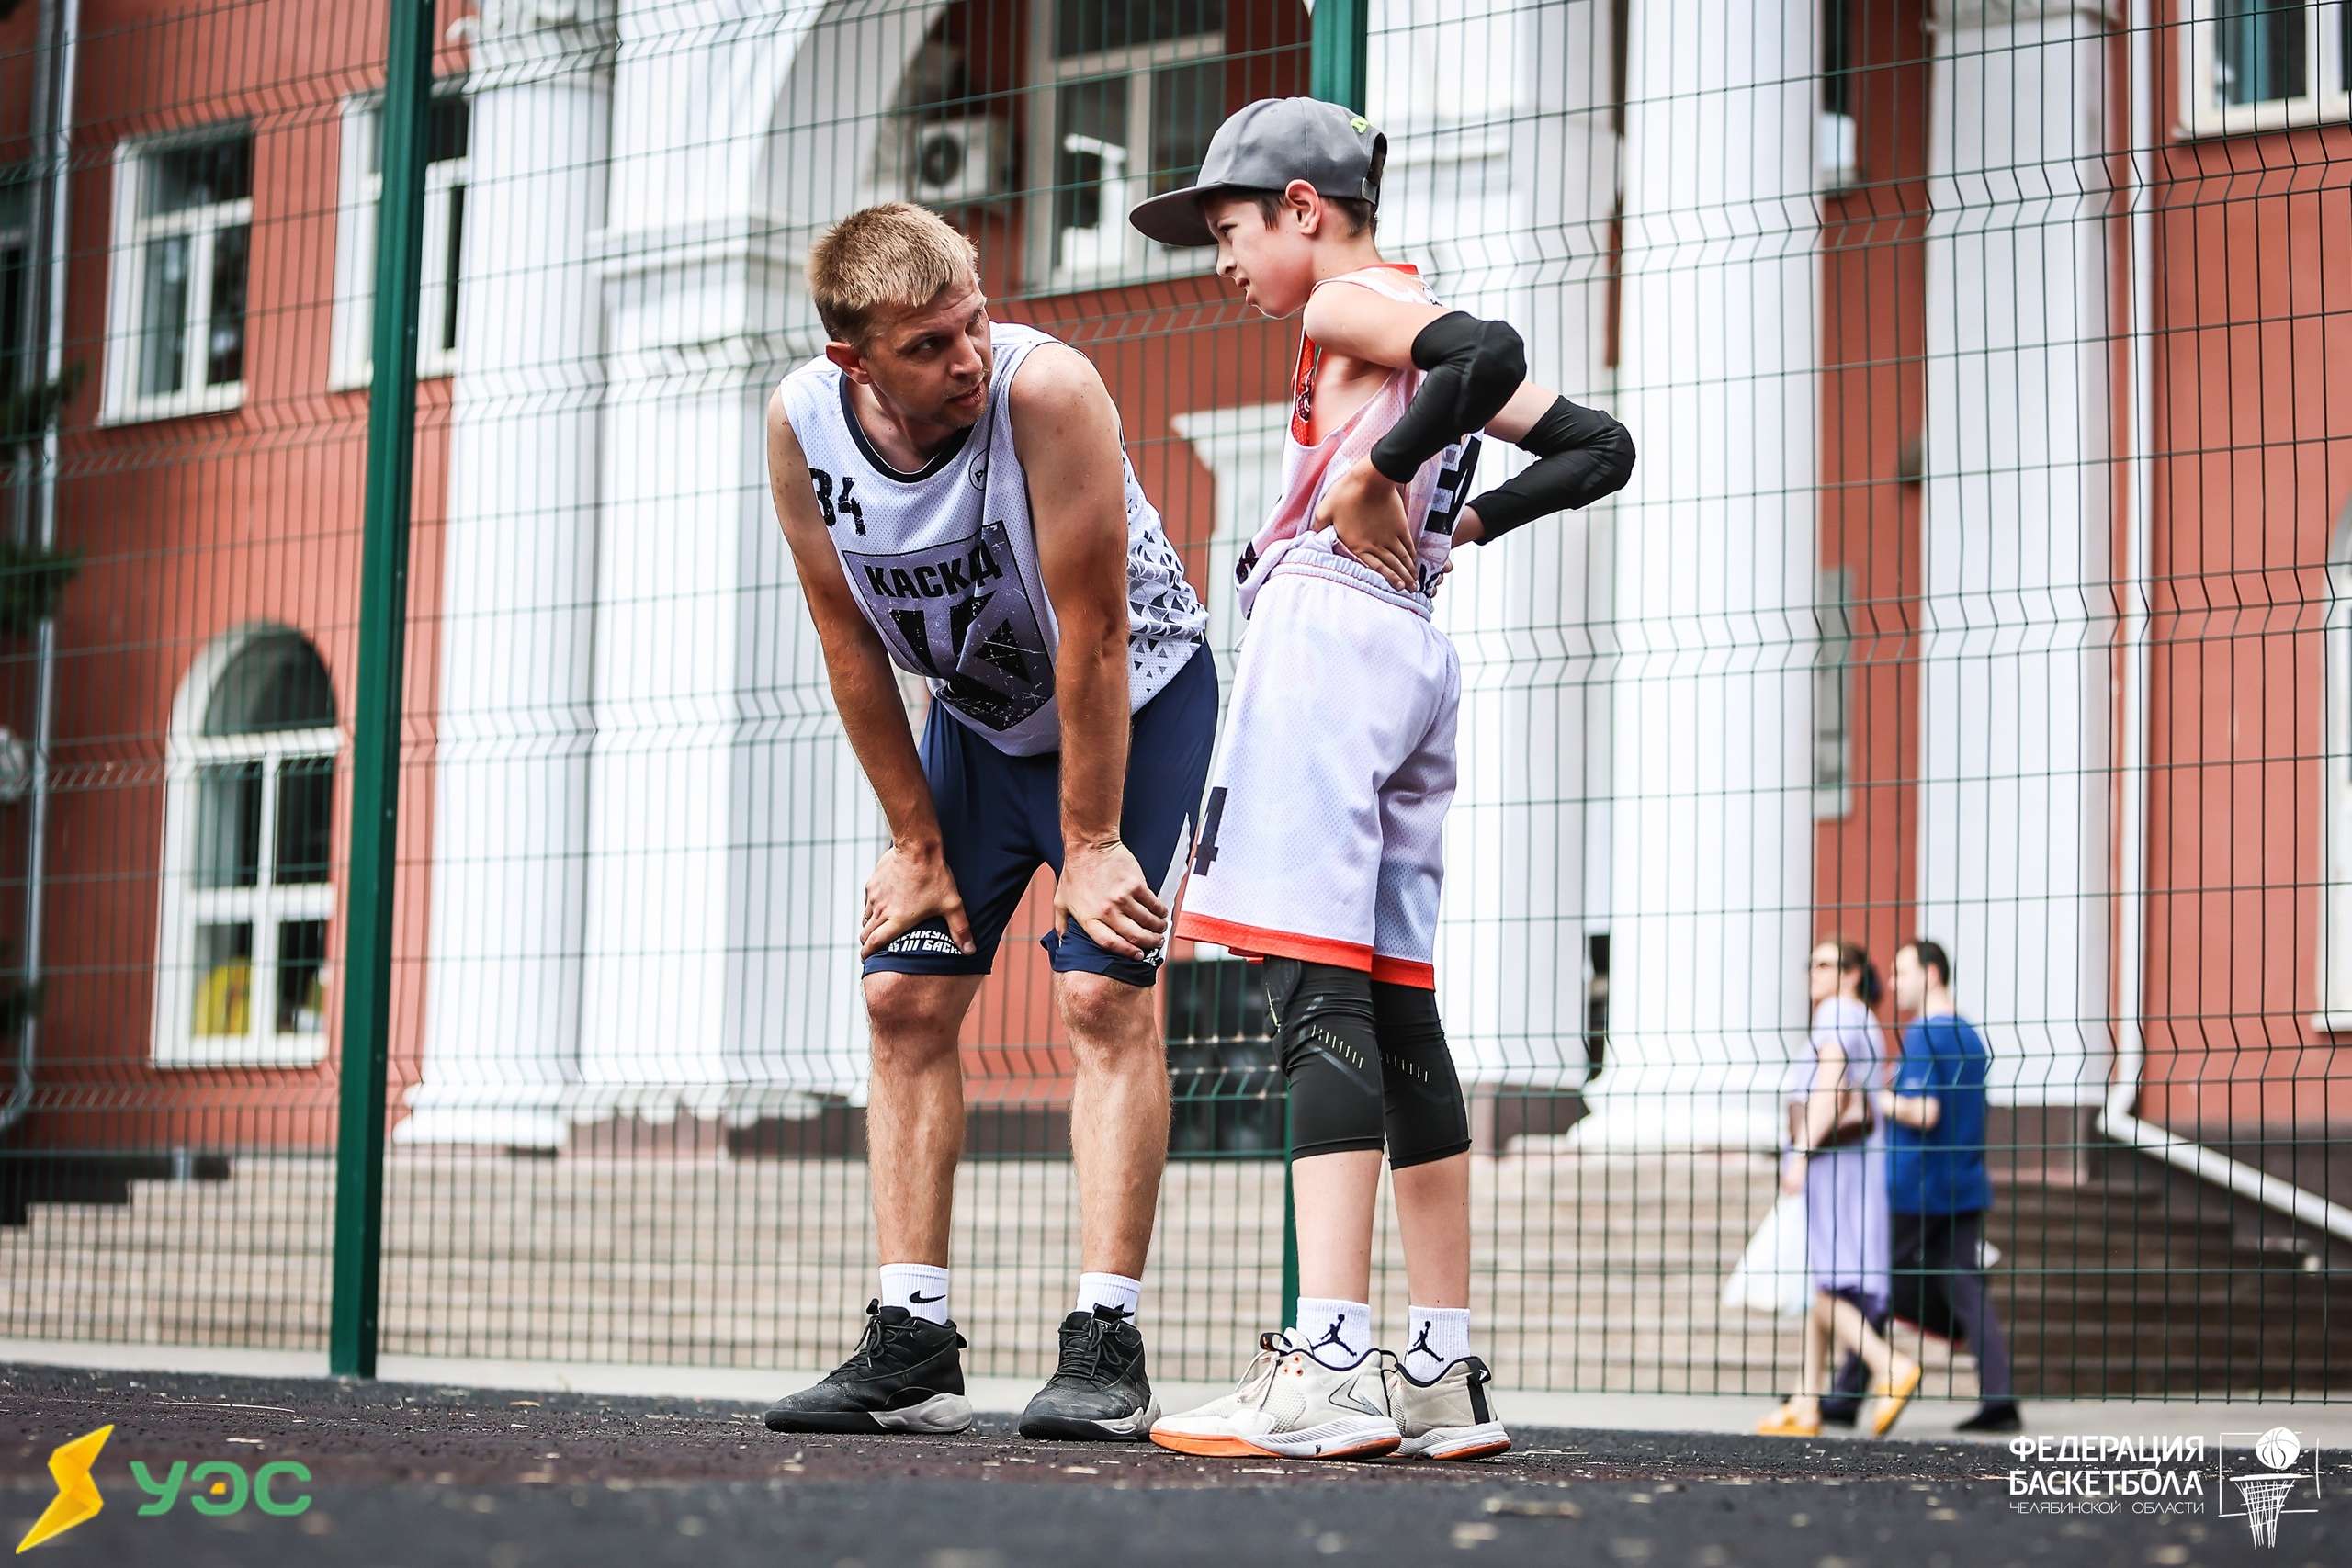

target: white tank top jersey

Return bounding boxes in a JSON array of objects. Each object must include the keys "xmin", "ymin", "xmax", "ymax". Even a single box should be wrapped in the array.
[
  {"xmin": 1237, "ymin": 263, "xmax": 1485, "ymax": 620},
  {"xmin": 778, "ymin": 321, "xmax": 1207, "ymax": 758}
]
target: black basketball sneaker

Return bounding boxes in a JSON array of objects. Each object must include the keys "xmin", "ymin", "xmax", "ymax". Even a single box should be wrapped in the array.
[
  {"xmin": 763, "ymin": 1299, "xmax": 976, "ymax": 1435},
  {"xmin": 1019, "ymin": 1303, "xmax": 1161, "ymax": 1440}
]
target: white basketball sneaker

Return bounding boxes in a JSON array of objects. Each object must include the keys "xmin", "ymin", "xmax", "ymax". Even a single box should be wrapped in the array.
[
  {"xmin": 1150, "ymin": 1330, "xmax": 1402, "ymax": 1460},
  {"xmin": 1382, "ymin": 1351, "xmax": 1510, "ymax": 1460}
]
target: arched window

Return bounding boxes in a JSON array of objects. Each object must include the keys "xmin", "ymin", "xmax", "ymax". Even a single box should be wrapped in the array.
[{"xmin": 153, "ymin": 627, "xmax": 339, "ymax": 1066}]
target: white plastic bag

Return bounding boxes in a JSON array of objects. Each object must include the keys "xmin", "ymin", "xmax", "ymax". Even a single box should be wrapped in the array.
[{"xmin": 1723, "ymin": 1192, "xmax": 1811, "ymax": 1318}]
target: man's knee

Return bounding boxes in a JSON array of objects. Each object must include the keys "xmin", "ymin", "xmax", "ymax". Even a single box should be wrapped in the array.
[
  {"xmin": 1056, "ymin": 970, "xmax": 1156, "ymax": 1062},
  {"xmin": 864, "ymin": 973, "xmax": 969, "ymax": 1071}
]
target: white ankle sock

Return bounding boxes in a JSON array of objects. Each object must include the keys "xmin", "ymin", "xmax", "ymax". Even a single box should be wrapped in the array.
[
  {"xmin": 1292, "ymin": 1296, "xmax": 1373, "ymax": 1367},
  {"xmin": 879, "ymin": 1263, "xmax": 952, "ymax": 1325},
  {"xmin": 1076, "ymin": 1270, "xmax": 1142, "ymax": 1324},
  {"xmin": 1403, "ymin": 1304, "xmax": 1472, "ymax": 1373}
]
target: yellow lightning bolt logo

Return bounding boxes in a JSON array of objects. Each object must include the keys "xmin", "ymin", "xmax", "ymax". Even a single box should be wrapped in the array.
[{"xmin": 15, "ymin": 1425, "xmax": 110, "ymax": 1554}]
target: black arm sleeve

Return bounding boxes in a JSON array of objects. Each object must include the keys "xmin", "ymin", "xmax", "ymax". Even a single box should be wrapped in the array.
[
  {"xmin": 1468, "ymin": 396, "xmax": 1636, "ymax": 542},
  {"xmin": 1366, "ymin": 311, "xmax": 1527, "ymax": 484}
]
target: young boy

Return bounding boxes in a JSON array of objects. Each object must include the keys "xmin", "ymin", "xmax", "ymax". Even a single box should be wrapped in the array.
[{"xmin": 1127, "ymin": 98, "xmax": 1635, "ymax": 1461}]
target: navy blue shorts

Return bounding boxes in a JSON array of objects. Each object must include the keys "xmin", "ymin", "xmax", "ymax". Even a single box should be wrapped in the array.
[{"xmin": 865, "ymin": 646, "xmax": 1217, "ymax": 988}]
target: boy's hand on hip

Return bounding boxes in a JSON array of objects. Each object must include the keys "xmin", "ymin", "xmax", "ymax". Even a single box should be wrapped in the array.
[
  {"xmin": 861, "ymin": 840, "xmax": 975, "ymax": 959},
  {"xmin": 1316, "ymin": 459, "xmax": 1419, "ymax": 592},
  {"xmin": 1057, "ymin": 838, "xmax": 1168, "ymax": 962}
]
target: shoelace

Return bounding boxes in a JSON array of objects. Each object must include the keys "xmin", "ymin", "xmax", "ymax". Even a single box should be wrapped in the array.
[
  {"xmin": 1051, "ymin": 1322, "xmax": 1107, "ymax": 1384},
  {"xmin": 834, "ymin": 1306, "xmax": 899, "ymax": 1378},
  {"xmin": 1050, "ymin": 1315, "xmax": 1134, "ymax": 1385},
  {"xmin": 1230, "ymin": 1330, "xmax": 1306, "ymax": 1408}
]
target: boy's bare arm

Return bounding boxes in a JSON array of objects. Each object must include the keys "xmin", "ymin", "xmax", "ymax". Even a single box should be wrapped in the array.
[
  {"xmin": 1297, "ymin": 284, "xmax": 1454, "ymax": 372},
  {"xmin": 1483, "ymin": 381, "xmax": 1564, "ymax": 446}
]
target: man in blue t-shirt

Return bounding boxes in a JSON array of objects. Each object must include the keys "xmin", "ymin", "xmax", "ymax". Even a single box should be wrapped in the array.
[{"xmin": 1874, "ymin": 939, "xmax": 2020, "ymax": 1433}]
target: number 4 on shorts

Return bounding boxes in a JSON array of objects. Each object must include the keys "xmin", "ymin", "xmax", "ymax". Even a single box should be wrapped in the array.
[{"xmin": 1191, "ymin": 787, "xmax": 1227, "ymax": 876}]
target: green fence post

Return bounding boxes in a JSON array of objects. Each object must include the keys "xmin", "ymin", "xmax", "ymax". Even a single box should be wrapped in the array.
[
  {"xmin": 1310, "ymin": 0, "xmax": 1369, "ymax": 110},
  {"xmin": 1279, "ymin": 1099, "xmax": 1298, "ymax": 1336},
  {"xmin": 1284, "ymin": 0, "xmax": 1370, "ymax": 1337},
  {"xmin": 330, "ymin": 0, "xmax": 437, "ymax": 1381}
]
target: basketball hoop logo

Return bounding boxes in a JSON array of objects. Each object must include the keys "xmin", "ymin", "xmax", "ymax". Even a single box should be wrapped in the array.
[{"xmin": 2217, "ymin": 1427, "xmax": 2324, "ymax": 1548}]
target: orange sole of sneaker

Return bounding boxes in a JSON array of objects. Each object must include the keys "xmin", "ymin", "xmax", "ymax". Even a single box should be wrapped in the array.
[
  {"xmin": 1149, "ymin": 1432, "xmax": 1402, "ymax": 1461},
  {"xmin": 1420, "ymin": 1440, "xmax": 1512, "ymax": 1461}
]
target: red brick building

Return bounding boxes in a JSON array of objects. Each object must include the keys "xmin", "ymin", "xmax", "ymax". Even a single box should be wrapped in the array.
[{"xmin": 0, "ymin": 2, "xmax": 2344, "ymax": 1209}]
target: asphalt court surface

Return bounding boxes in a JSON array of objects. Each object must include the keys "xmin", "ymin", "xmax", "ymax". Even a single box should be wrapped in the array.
[{"xmin": 6, "ymin": 1363, "xmax": 2342, "ymax": 1566}]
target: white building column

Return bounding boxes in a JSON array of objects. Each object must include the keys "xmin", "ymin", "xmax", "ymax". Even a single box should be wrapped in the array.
[
  {"xmin": 1918, "ymin": 1, "xmax": 2112, "ymax": 1102},
  {"xmin": 402, "ymin": 0, "xmax": 616, "ymax": 1147},
  {"xmin": 1169, "ymin": 400, "xmax": 1285, "ymax": 977},
  {"xmin": 1584, "ymin": 0, "xmax": 1819, "ymax": 1148},
  {"xmin": 1172, "ymin": 403, "xmax": 1289, "ymax": 689},
  {"xmin": 573, "ymin": 0, "xmax": 945, "ymax": 1120},
  {"xmin": 1372, "ymin": 0, "xmax": 1621, "ymax": 1093}
]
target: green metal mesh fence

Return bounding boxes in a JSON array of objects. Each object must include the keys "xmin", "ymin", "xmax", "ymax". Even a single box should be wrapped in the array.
[{"xmin": 0, "ymin": 0, "xmax": 2346, "ymax": 1408}]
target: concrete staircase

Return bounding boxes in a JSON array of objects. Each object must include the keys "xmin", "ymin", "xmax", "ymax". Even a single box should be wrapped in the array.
[{"xmin": 1, "ymin": 1144, "xmax": 2343, "ymax": 1398}]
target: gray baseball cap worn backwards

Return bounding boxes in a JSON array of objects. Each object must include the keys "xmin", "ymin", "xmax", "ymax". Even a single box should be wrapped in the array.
[{"xmin": 1127, "ymin": 96, "xmax": 1386, "ymax": 248}]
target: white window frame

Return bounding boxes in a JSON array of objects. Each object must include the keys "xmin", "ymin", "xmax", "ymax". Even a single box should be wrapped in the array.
[
  {"xmin": 1025, "ymin": 4, "xmax": 1224, "ymax": 290},
  {"xmin": 2181, "ymin": 1, "xmax": 2351, "ymax": 139},
  {"xmin": 2317, "ymin": 504, "xmax": 2352, "ymax": 1032},
  {"xmin": 101, "ymin": 126, "xmax": 254, "ymax": 424},
  {"xmin": 1816, "ymin": 109, "xmax": 1860, "ymax": 192},
  {"xmin": 1170, "ymin": 400, "xmax": 1286, "ymax": 683},
  {"xmin": 331, "ymin": 87, "xmax": 468, "ymax": 390},
  {"xmin": 152, "ymin": 627, "xmax": 339, "ymax": 1069},
  {"xmin": 1817, "ymin": 0, "xmax": 1860, "ymax": 190},
  {"xmin": 1813, "ymin": 566, "xmax": 1855, "ymax": 820}
]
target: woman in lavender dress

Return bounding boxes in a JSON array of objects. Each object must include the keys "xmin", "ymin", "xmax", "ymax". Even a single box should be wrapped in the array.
[{"xmin": 1758, "ymin": 940, "xmax": 1920, "ymax": 1437}]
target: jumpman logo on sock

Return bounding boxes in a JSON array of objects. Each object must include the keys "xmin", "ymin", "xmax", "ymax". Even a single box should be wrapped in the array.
[
  {"xmin": 1311, "ymin": 1315, "xmax": 1352, "ymax": 1355},
  {"xmin": 1408, "ymin": 1322, "xmax": 1438, "ymax": 1365}
]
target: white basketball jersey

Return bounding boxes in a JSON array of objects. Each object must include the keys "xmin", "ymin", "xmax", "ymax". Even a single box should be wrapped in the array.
[
  {"xmin": 1236, "ymin": 264, "xmax": 1483, "ymax": 620},
  {"xmin": 778, "ymin": 322, "xmax": 1206, "ymax": 757},
  {"xmin": 1175, "ymin": 268, "xmax": 1474, "ymax": 985}
]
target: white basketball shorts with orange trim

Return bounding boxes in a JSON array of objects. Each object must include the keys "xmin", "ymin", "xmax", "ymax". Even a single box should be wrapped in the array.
[{"xmin": 1173, "ymin": 566, "xmax": 1459, "ymax": 989}]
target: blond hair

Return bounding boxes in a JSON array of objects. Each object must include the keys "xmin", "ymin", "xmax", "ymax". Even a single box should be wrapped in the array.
[{"xmin": 806, "ymin": 202, "xmax": 980, "ymax": 345}]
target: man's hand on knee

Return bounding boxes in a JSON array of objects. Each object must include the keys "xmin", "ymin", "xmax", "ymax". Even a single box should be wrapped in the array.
[
  {"xmin": 1055, "ymin": 838, "xmax": 1168, "ymax": 961},
  {"xmin": 862, "ymin": 840, "xmax": 976, "ymax": 958}
]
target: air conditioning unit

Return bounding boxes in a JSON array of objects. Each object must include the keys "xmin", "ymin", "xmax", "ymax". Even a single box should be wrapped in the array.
[{"xmin": 907, "ymin": 117, "xmax": 1006, "ymax": 207}]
